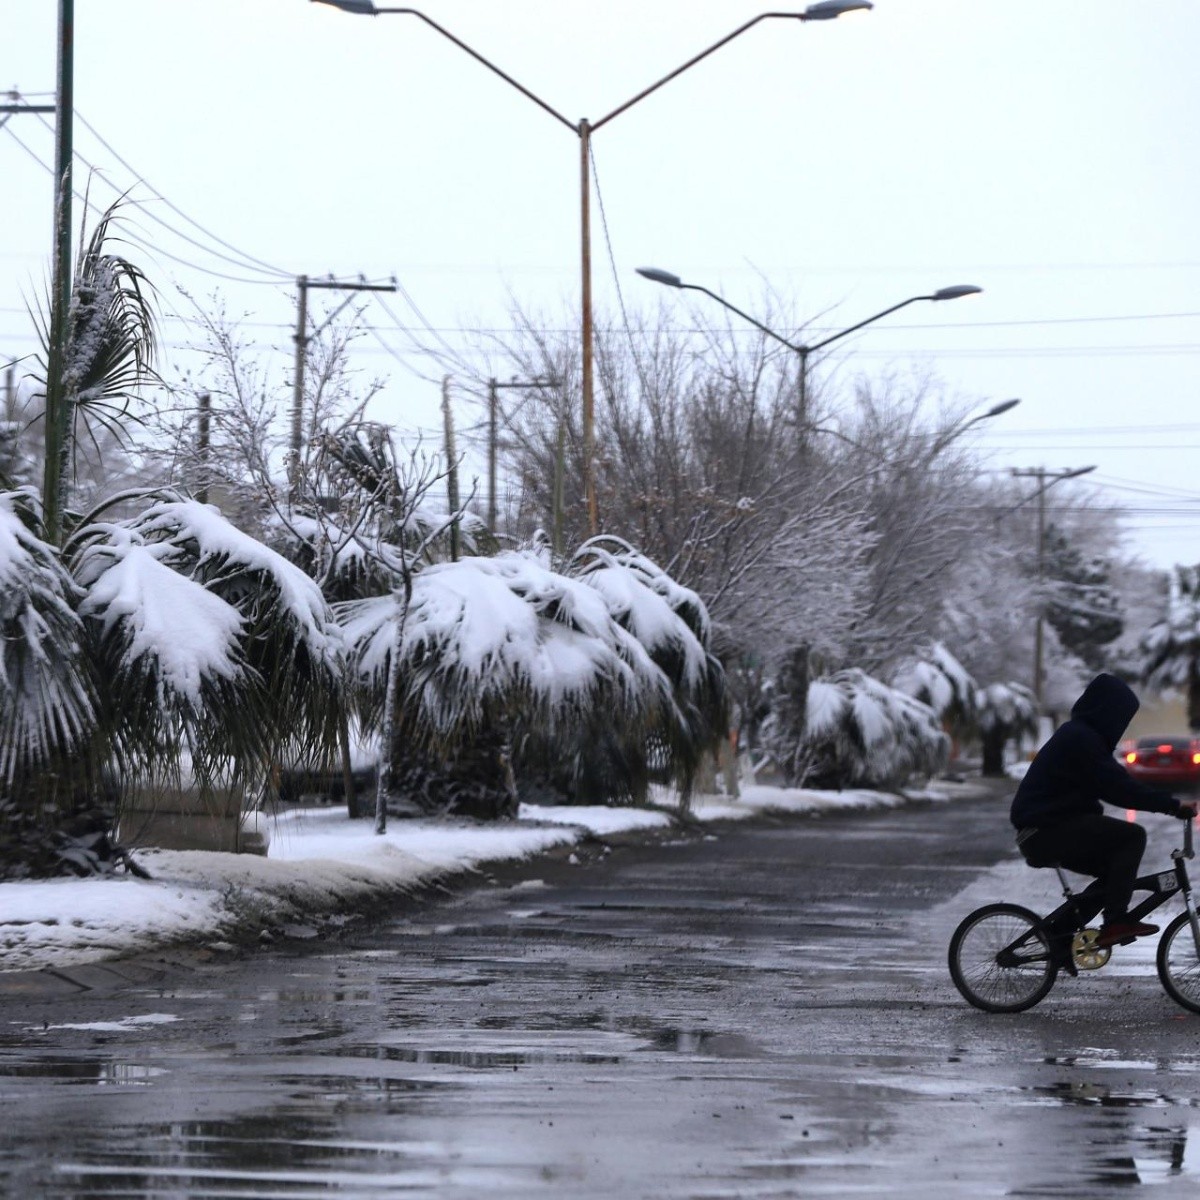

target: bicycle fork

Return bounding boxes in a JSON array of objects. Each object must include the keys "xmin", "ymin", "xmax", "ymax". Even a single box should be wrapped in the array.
[{"xmin": 1169, "ymin": 846, "xmax": 1200, "ymax": 959}]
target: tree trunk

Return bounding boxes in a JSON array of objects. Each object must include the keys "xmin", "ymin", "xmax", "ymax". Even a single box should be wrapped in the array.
[
  {"xmin": 981, "ymin": 725, "xmax": 1008, "ymax": 777},
  {"xmin": 773, "ymin": 644, "xmax": 810, "ymax": 786}
]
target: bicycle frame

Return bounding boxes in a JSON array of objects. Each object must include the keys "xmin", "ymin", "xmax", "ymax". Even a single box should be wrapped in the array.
[{"xmin": 1038, "ymin": 818, "xmax": 1198, "ymax": 947}]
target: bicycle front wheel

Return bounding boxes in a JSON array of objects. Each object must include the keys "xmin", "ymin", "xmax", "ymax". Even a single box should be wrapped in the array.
[
  {"xmin": 949, "ymin": 903, "xmax": 1058, "ymax": 1013},
  {"xmin": 1156, "ymin": 911, "xmax": 1200, "ymax": 1015}
]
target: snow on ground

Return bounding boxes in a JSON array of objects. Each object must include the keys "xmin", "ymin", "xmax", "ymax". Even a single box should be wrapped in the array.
[{"xmin": 0, "ymin": 778, "xmax": 995, "ymax": 975}]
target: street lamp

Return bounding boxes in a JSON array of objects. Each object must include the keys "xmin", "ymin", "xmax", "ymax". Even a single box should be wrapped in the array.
[
  {"xmin": 636, "ymin": 266, "xmax": 982, "ymax": 431},
  {"xmin": 310, "ymin": 0, "xmax": 873, "ymax": 534},
  {"xmin": 1009, "ymin": 465, "xmax": 1098, "ymax": 709}
]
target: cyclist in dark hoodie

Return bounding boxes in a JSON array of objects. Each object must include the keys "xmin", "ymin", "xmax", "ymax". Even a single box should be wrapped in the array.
[{"xmin": 1011, "ymin": 673, "xmax": 1197, "ymax": 949}]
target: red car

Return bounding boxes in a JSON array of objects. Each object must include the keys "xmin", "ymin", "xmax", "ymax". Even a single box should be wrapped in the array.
[{"xmin": 1118, "ymin": 736, "xmax": 1200, "ymax": 791}]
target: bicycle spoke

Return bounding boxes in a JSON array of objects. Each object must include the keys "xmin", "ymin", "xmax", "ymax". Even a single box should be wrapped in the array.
[{"xmin": 949, "ymin": 904, "xmax": 1057, "ymax": 1014}]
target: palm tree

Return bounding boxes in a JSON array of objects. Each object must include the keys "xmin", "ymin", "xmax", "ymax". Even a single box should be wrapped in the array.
[
  {"xmin": 2, "ymin": 203, "xmax": 345, "ymax": 873},
  {"xmin": 773, "ymin": 668, "xmax": 949, "ymax": 790},
  {"xmin": 339, "ymin": 548, "xmax": 673, "ymax": 824},
  {"xmin": 68, "ymin": 494, "xmax": 344, "ymax": 808},
  {"xmin": 554, "ymin": 536, "xmax": 727, "ymax": 809},
  {"xmin": 34, "ymin": 202, "xmax": 157, "ymax": 545},
  {"xmin": 975, "ymin": 682, "xmax": 1038, "ymax": 777},
  {"xmin": 1143, "ymin": 565, "xmax": 1200, "ymax": 731}
]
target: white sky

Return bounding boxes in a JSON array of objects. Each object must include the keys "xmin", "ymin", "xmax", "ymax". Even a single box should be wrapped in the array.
[{"xmin": 3, "ymin": 0, "xmax": 1199, "ymax": 570}]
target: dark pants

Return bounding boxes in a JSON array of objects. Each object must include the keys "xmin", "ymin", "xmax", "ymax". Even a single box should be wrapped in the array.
[{"xmin": 1021, "ymin": 815, "xmax": 1147, "ymax": 926}]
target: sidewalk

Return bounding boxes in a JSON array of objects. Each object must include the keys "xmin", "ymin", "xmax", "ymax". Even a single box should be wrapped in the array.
[{"xmin": 0, "ymin": 778, "xmax": 1008, "ymax": 997}]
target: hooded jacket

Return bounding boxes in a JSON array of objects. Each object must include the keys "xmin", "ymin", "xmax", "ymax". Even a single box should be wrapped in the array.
[{"xmin": 1010, "ymin": 673, "xmax": 1182, "ymax": 830}]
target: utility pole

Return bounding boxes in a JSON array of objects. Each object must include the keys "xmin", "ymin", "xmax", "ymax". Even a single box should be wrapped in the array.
[
  {"xmin": 195, "ymin": 392, "xmax": 211, "ymax": 504},
  {"xmin": 289, "ymin": 274, "xmax": 397, "ymax": 502},
  {"xmin": 487, "ymin": 376, "xmax": 554, "ymax": 532},
  {"xmin": 42, "ymin": 5, "xmax": 75, "ymax": 544},
  {"xmin": 1011, "ymin": 466, "xmax": 1097, "ymax": 709},
  {"xmin": 442, "ymin": 376, "xmax": 460, "ymax": 562}
]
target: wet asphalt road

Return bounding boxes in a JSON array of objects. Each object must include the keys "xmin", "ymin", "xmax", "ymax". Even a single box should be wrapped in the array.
[{"xmin": 3, "ymin": 790, "xmax": 1200, "ymax": 1198}]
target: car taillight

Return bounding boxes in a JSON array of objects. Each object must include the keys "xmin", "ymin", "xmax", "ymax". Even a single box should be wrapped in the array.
[
  {"xmin": 1125, "ymin": 752, "xmax": 1138, "ymax": 764},
  {"xmin": 1192, "ymin": 753, "xmax": 1200, "ymax": 765},
  {"xmin": 1158, "ymin": 744, "xmax": 1175, "ymax": 755}
]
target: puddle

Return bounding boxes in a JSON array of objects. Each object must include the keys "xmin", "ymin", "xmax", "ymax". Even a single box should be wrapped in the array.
[
  {"xmin": 1025, "ymin": 1080, "xmax": 1200, "ymax": 1109},
  {"xmin": 344, "ymin": 1027, "xmax": 646, "ymax": 1069},
  {"xmin": 29, "ymin": 1013, "xmax": 180, "ymax": 1034},
  {"xmin": 0, "ymin": 1056, "xmax": 167, "ymax": 1085},
  {"xmin": 647, "ymin": 1029, "xmax": 764, "ymax": 1058},
  {"xmin": 352, "ymin": 1043, "xmax": 624, "ymax": 1067}
]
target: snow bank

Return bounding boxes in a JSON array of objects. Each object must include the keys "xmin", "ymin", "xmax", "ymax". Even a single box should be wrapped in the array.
[{"xmin": 0, "ymin": 780, "xmax": 992, "ymax": 974}]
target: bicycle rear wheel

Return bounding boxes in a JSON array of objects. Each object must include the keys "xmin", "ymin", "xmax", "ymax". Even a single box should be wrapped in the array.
[
  {"xmin": 1156, "ymin": 911, "xmax": 1200, "ymax": 1015},
  {"xmin": 949, "ymin": 903, "xmax": 1058, "ymax": 1013}
]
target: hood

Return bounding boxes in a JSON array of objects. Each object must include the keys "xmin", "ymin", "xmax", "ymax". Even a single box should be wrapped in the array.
[{"xmin": 1070, "ymin": 673, "xmax": 1139, "ymax": 751}]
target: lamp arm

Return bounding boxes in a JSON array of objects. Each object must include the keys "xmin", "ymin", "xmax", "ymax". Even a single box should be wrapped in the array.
[
  {"xmin": 683, "ymin": 283, "xmax": 807, "ymax": 356},
  {"xmin": 593, "ymin": 12, "xmax": 795, "ymax": 132},
  {"xmin": 804, "ymin": 294, "xmax": 927, "ymax": 354},
  {"xmin": 376, "ymin": 7, "xmax": 577, "ymax": 132}
]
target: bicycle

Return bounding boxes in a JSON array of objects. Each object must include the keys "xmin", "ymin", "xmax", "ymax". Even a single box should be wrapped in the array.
[{"xmin": 948, "ymin": 817, "xmax": 1200, "ymax": 1014}]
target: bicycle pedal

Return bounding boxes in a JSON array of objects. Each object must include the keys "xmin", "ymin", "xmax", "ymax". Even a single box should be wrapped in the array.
[{"xmin": 1072, "ymin": 929, "xmax": 1112, "ymax": 971}]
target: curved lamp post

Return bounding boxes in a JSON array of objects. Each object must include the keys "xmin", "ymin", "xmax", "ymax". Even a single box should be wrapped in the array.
[
  {"xmin": 311, "ymin": 0, "xmax": 873, "ymax": 533},
  {"xmin": 636, "ymin": 266, "xmax": 982, "ymax": 432}
]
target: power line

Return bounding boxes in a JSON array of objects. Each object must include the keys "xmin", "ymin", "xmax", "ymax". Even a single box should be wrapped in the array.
[
  {"xmin": 3, "ymin": 124, "xmax": 290, "ymax": 287},
  {"xmin": 73, "ymin": 108, "xmax": 293, "ymax": 279}
]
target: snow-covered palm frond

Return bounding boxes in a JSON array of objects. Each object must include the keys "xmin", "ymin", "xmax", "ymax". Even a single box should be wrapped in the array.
[
  {"xmin": 266, "ymin": 509, "xmax": 400, "ymax": 603},
  {"xmin": 340, "ymin": 552, "xmax": 668, "ymax": 748},
  {"xmin": 1142, "ymin": 565, "xmax": 1200, "ymax": 691},
  {"xmin": 892, "ymin": 641, "xmax": 978, "ymax": 727},
  {"xmin": 569, "ymin": 538, "xmax": 710, "ymax": 687},
  {"xmin": 788, "ymin": 669, "xmax": 948, "ymax": 789},
  {"xmin": 563, "ymin": 538, "xmax": 728, "ymax": 803},
  {"xmin": 0, "ymin": 492, "xmax": 95, "ymax": 785},
  {"xmin": 975, "ymin": 681, "xmax": 1038, "ymax": 736},
  {"xmin": 71, "ymin": 495, "xmax": 343, "ymax": 786}
]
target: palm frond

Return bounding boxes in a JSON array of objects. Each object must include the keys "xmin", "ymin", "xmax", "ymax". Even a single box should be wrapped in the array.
[
  {"xmin": 0, "ymin": 491, "xmax": 95, "ymax": 786},
  {"xmin": 71, "ymin": 495, "xmax": 344, "ymax": 792}
]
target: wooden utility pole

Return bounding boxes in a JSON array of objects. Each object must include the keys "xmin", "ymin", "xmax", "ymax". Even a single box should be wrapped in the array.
[
  {"xmin": 195, "ymin": 392, "xmax": 211, "ymax": 504},
  {"xmin": 442, "ymin": 376, "xmax": 460, "ymax": 561},
  {"xmin": 42, "ymin": 2, "xmax": 75, "ymax": 544},
  {"xmin": 289, "ymin": 275, "xmax": 396, "ymax": 502},
  {"xmin": 487, "ymin": 376, "xmax": 554, "ymax": 533}
]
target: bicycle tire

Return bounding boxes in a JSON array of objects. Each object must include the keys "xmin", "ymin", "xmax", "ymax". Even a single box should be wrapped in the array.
[
  {"xmin": 1156, "ymin": 911, "xmax": 1200, "ymax": 1015},
  {"xmin": 949, "ymin": 902, "xmax": 1058, "ymax": 1013}
]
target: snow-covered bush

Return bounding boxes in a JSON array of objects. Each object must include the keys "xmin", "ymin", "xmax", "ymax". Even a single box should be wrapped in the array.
[
  {"xmin": 69, "ymin": 494, "xmax": 345, "ymax": 800},
  {"xmin": 892, "ymin": 641, "xmax": 977, "ymax": 733},
  {"xmin": 339, "ymin": 540, "xmax": 727, "ymax": 811},
  {"xmin": 767, "ymin": 668, "xmax": 949, "ymax": 790}
]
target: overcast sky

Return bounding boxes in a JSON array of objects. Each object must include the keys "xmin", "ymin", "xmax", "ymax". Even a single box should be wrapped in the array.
[{"xmin": 4, "ymin": 0, "xmax": 1199, "ymax": 570}]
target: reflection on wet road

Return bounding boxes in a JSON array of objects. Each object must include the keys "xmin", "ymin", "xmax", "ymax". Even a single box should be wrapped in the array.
[{"xmin": 3, "ymin": 797, "xmax": 1200, "ymax": 1197}]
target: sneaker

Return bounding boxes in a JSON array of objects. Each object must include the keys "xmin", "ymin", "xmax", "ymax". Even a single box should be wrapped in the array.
[{"xmin": 1096, "ymin": 920, "xmax": 1159, "ymax": 948}]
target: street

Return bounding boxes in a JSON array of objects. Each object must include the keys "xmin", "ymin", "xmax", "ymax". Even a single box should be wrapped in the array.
[{"xmin": 3, "ymin": 792, "xmax": 1200, "ymax": 1198}]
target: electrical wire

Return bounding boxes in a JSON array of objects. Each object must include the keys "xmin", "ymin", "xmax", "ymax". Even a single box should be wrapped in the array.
[
  {"xmin": 590, "ymin": 138, "xmax": 653, "ymax": 401},
  {"xmin": 73, "ymin": 109, "xmax": 293, "ymax": 279},
  {"xmin": 3, "ymin": 124, "xmax": 291, "ymax": 287},
  {"xmin": 31, "ymin": 110, "xmax": 293, "ymax": 281}
]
